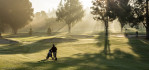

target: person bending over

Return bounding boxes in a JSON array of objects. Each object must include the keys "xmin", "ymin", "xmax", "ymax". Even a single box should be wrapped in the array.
[{"xmin": 46, "ymin": 49, "xmax": 53, "ymax": 60}]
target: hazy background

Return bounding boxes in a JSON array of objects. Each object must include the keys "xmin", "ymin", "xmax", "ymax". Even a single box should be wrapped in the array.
[
  {"xmin": 30, "ymin": 0, "xmax": 92, "ymax": 13},
  {"xmin": 18, "ymin": 0, "xmax": 123, "ymax": 34},
  {"xmin": 17, "ymin": 0, "xmax": 145, "ymax": 34}
]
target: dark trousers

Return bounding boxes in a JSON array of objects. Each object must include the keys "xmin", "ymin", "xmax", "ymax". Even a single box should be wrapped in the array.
[{"xmin": 53, "ymin": 52, "xmax": 57, "ymax": 60}]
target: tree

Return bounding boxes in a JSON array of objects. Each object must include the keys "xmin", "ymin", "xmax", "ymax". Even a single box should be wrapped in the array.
[
  {"xmin": 91, "ymin": 0, "xmax": 133, "ymax": 34},
  {"xmin": 91, "ymin": 0, "xmax": 117, "ymax": 36},
  {"xmin": 0, "ymin": 0, "xmax": 33, "ymax": 34},
  {"xmin": 129, "ymin": 0, "xmax": 149, "ymax": 39},
  {"xmin": 0, "ymin": 20, "xmax": 5, "ymax": 38},
  {"xmin": 91, "ymin": 0, "xmax": 149, "ymax": 40},
  {"xmin": 114, "ymin": 0, "xmax": 132, "ymax": 32},
  {"xmin": 146, "ymin": 0, "xmax": 149, "ymax": 39},
  {"xmin": 91, "ymin": 0, "xmax": 149, "ymax": 39},
  {"xmin": 56, "ymin": 0, "xmax": 84, "ymax": 33},
  {"xmin": 30, "ymin": 11, "xmax": 49, "ymax": 32}
]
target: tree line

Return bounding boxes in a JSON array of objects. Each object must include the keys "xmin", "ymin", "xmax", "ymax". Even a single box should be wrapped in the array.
[
  {"xmin": 91, "ymin": 0, "xmax": 149, "ymax": 39},
  {"xmin": 0, "ymin": 0, "xmax": 84, "ymax": 37},
  {"xmin": 0, "ymin": 0, "xmax": 148, "ymax": 39}
]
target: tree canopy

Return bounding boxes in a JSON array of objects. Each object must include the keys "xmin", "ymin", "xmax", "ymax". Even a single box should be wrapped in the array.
[
  {"xmin": 0, "ymin": 0, "xmax": 33, "ymax": 34},
  {"xmin": 56, "ymin": 0, "xmax": 84, "ymax": 33},
  {"xmin": 91, "ymin": 0, "xmax": 149, "ymax": 39},
  {"xmin": 129, "ymin": 0, "xmax": 149, "ymax": 39},
  {"xmin": 91, "ymin": 0, "xmax": 132, "ymax": 32}
]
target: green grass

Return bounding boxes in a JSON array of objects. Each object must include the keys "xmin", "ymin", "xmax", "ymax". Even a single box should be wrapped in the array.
[
  {"xmin": 124, "ymin": 28, "xmax": 146, "ymax": 35},
  {"xmin": 0, "ymin": 32, "xmax": 149, "ymax": 70}
]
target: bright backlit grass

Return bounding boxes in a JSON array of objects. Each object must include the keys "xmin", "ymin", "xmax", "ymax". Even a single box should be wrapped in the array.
[{"xmin": 0, "ymin": 33, "xmax": 149, "ymax": 70}]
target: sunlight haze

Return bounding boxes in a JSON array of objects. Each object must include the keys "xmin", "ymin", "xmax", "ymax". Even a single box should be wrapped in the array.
[{"xmin": 30, "ymin": 0, "xmax": 92, "ymax": 13}]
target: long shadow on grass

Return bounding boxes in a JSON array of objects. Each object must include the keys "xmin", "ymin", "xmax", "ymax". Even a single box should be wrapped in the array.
[
  {"xmin": 96, "ymin": 32, "xmax": 111, "ymax": 55},
  {"xmin": 128, "ymin": 37, "xmax": 149, "ymax": 65},
  {"xmin": 13, "ymin": 48, "xmax": 143, "ymax": 70},
  {"xmin": 12, "ymin": 32, "xmax": 149, "ymax": 70},
  {"xmin": 2, "ymin": 32, "xmax": 148, "ymax": 70},
  {"xmin": 4, "ymin": 32, "xmax": 61, "ymax": 38},
  {"xmin": 0, "ymin": 38, "xmax": 19, "ymax": 44},
  {"xmin": 0, "ymin": 38, "xmax": 78, "ymax": 54}
]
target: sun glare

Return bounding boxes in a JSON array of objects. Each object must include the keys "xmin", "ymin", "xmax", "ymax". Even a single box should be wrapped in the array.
[{"xmin": 30, "ymin": 0, "xmax": 92, "ymax": 13}]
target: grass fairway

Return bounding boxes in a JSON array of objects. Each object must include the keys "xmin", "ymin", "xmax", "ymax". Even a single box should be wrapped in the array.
[{"xmin": 0, "ymin": 32, "xmax": 149, "ymax": 70}]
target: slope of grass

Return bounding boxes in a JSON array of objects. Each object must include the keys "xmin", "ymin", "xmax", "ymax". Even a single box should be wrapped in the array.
[{"xmin": 0, "ymin": 33, "xmax": 149, "ymax": 70}]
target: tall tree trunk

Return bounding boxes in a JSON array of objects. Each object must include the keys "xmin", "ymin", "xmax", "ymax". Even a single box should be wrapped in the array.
[
  {"xmin": 68, "ymin": 24, "xmax": 71, "ymax": 33},
  {"xmin": 104, "ymin": 17, "xmax": 109, "ymax": 36},
  {"xmin": 0, "ymin": 32, "xmax": 2, "ymax": 38},
  {"xmin": 13, "ymin": 28, "xmax": 18, "ymax": 34},
  {"xmin": 121, "ymin": 27, "xmax": 123, "ymax": 33},
  {"xmin": 104, "ymin": 0, "xmax": 110, "ymax": 56},
  {"xmin": 105, "ymin": 0, "xmax": 109, "ymax": 36},
  {"xmin": 120, "ymin": 24, "xmax": 124, "ymax": 33},
  {"xmin": 0, "ymin": 20, "xmax": 2, "ymax": 38},
  {"xmin": 14, "ymin": 30, "xmax": 18, "ymax": 34},
  {"xmin": 104, "ymin": 19, "xmax": 110, "ymax": 55},
  {"xmin": 146, "ymin": 0, "xmax": 149, "ymax": 39},
  {"xmin": 146, "ymin": 27, "xmax": 149, "ymax": 39},
  {"xmin": 105, "ymin": 20, "xmax": 108, "ymax": 36}
]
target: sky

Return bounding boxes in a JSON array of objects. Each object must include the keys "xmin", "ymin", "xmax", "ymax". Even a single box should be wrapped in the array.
[{"xmin": 29, "ymin": 0, "xmax": 92, "ymax": 13}]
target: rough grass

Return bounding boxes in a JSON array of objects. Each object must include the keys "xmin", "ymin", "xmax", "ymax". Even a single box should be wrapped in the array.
[{"xmin": 0, "ymin": 32, "xmax": 149, "ymax": 70}]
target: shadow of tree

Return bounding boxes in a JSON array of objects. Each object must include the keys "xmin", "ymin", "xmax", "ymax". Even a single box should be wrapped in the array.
[
  {"xmin": 128, "ymin": 38, "xmax": 149, "ymax": 64},
  {"xmin": 96, "ymin": 32, "xmax": 111, "ymax": 55},
  {"xmin": 2, "ymin": 32, "xmax": 149, "ymax": 70},
  {"xmin": 0, "ymin": 38, "xmax": 19, "ymax": 44},
  {"xmin": 13, "ymin": 49, "xmax": 146, "ymax": 70},
  {"xmin": 68, "ymin": 35, "xmax": 94, "ymax": 39},
  {"xmin": 96, "ymin": 32, "xmax": 105, "ymax": 47},
  {"xmin": 0, "ymin": 38, "xmax": 78, "ymax": 54},
  {"xmin": 4, "ymin": 32, "xmax": 61, "ymax": 38}
]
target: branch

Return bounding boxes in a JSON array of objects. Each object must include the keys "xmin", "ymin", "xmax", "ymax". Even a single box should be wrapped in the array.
[{"xmin": 142, "ymin": 22, "xmax": 147, "ymax": 28}]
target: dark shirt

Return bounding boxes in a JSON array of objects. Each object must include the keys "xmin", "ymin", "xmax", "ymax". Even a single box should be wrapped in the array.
[
  {"xmin": 51, "ymin": 46, "xmax": 57, "ymax": 52},
  {"xmin": 136, "ymin": 32, "xmax": 138, "ymax": 35}
]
